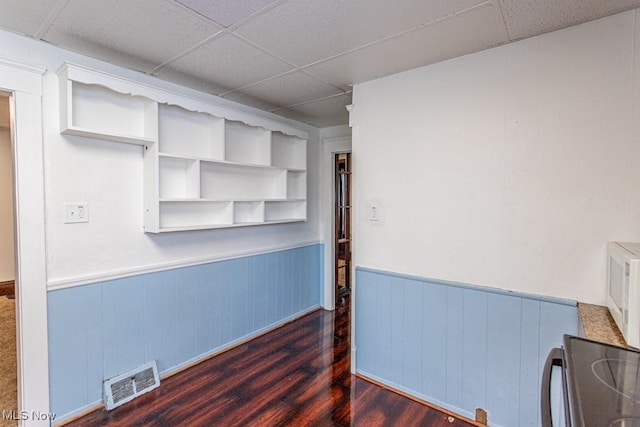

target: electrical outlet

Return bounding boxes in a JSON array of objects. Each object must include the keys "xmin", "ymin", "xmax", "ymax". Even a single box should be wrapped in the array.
[{"xmin": 64, "ymin": 203, "xmax": 89, "ymax": 223}]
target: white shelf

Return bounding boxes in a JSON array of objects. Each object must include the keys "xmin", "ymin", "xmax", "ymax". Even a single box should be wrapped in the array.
[
  {"xmin": 159, "ymin": 200, "xmax": 233, "ymax": 229},
  {"xmin": 159, "ymin": 104, "xmax": 224, "ymax": 159},
  {"xmin": 62, "ymin": 81, "xmax": 157, "ymax": 145},
  {"xmin": 225, "ymin": 121, "xmax": 271, "ymax": 166},
  {"xmin": 57, "ymin": 63, "xmax": 308, "ymax": 233},
  {"xmin": 152, "ymin": 218, "xmax": 305, "ymax": 233},
  {"xmin": 234, "ymin": 201, "xmax": 265, "ymax": 224},
  {"xmin": 200, "ymin": 161, "xmax": 287, "ymax": 200},
  {"xmin": 160, "ymin": 153, "xmax": 286, "ymax": 171},
  {"xmin": 272, "ymin": 132, "xmax": 306, "ymax": 170},
  {"xmin": 265, "ymin": 200, "xmax": 306, "ymax": 222},
  {"xmin": 159, "ymin": 157, "xmax": 200, "ymax": 199},
  {"xmin": 287, "ymin": 171, "xmax": 307, "ymax": 200}
]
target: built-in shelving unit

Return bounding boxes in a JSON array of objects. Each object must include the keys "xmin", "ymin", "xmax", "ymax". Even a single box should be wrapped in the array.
[
  {"xmin": 59, "ymin": 68, "xmax": 158, "ymax": 145},
  {"xmin": 58, "ymin": 63, "xmax": 308, "ymax": 233}
]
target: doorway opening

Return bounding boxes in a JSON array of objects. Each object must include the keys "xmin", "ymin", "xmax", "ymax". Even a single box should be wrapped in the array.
[
  {"xmin": 334, "ymin": 152, "xmax": 352, "ymax": 300},
  {"xmin": 0, "ymin": 91, "xmax": 17, "ymax": 420}
]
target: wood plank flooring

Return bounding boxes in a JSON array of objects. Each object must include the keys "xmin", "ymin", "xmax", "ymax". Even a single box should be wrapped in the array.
[
  {"xmin": 0, "ymin": 281, "xmax": 14, "ymax": 298},
  {"xmin": 67, "ymin": 297, "xmax": 477, "ymax": 426},
  {"xmin": 0, "ymin": 296, "xmax": 17, "ymax": 427}
]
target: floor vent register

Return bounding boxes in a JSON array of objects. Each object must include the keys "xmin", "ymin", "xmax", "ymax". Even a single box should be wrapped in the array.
[{"xmin": 103, "ymin": 361, "xmax": 160, "ymax": 410}]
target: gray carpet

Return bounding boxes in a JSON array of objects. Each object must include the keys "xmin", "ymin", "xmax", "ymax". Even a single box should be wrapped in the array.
[{"xmin": 0, "ymin": 297, "xmax": 16, "ymax": 427}]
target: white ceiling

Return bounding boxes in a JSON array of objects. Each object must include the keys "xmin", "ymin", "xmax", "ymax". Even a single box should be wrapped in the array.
[{"xmin": 0, "ymin": 0, "xmax": 639, "ymax": 128}]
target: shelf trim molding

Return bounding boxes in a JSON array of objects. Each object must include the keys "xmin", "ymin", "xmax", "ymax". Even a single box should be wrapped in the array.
[
  {"xmin": 158, "ymin": 153, "xmax": 299, "ymax": 172},
  {"xmin": 153, "ymin": 217, "xmax": 306, "ymax": 233},
  {"xmin": 63, "ymin": 126, "xmax": 156, "ymax": 145},
  {"xmin": 47, "ymin": 240, "xmax": 322, "ymax": 291},
  {"xmin": 57, "ymin": 62, "xmax": 308, "ymax": 139}
]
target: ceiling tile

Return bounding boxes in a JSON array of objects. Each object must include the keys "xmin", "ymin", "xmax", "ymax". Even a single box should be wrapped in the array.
[
  {"xmin": 43, "ymin": 0, "xmax": 222, "ymax": 72},
  {"xmin": 175, "ymin": 0, "xmax": 281, "ymax": 28},
  {"xmin": 224, "ymin": 71, "xmax": 344, "ymax": 109},
  {"xmin": 304, "ymin": 2, "xmax": 508, "ymax": 89},
  {"xmin": 497, "ymin": 0, "xmax": 640, "ymax": 40},
  {"xmin": 155, "ymin": 34, "xmax": 294, "ymax": 92},
  {"xmin": 150, "ymin": 70, "xmax": 232, "ymax": 96},
  {"xmin": 271, "ymin": 108, "xmax": 315, "ymax": 123},
  {"xmin": 220, "ymin": 91, "xmax": 282, "ymax": 112},
  {"xmin": 235, "ymin": 0, "xmax": 486, "ymax": 67},
  {"xmin": 307, "ymin": 116, "xmax": 350, "ymax": 128},
  {"xmin": 278, "ymin": 93, "xmax": 352, "ymax": 122},
  {"xmin": 0, "ymin": 0, "xmax": 60, "ymax": 37}
]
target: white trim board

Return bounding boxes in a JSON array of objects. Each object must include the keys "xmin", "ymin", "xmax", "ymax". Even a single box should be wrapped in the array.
[
  {"xmin": 0, "ymin": 56, "xmax": 50, "ymax": 427},
  {"xmin": 321, "ymin": 136, "xmax": 352, "ymax": 311},
  {"xmin": 47, "ymin": 239, "xmax": 323, "ymax": 291},
  {"xmin": 356, "ymin": 265, "xmax": 577, "ymax": 306}
]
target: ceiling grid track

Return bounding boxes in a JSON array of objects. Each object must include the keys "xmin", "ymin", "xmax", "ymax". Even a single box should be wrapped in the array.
[
  {"xmin": 152, "ymin": 0, "xmax": 291, "ymax": 75},
  {"xmin": 33, "ymin": 0, "xmax": 70, "ymax": 40},
  {"xmin": 3, "ymin": 0, "xmax": 639, "ymax": 126},
  {"xmin": 270, "ymin": 90, "xmax": 352, "ymax": 114}
]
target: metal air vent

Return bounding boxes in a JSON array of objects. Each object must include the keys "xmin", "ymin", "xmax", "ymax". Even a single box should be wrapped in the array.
[{"xmin": 103, "ymin": 361, "xmax": 160, "ymax": 410}]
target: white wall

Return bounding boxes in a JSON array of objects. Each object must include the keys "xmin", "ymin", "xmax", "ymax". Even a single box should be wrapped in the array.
[
  {"xmin": 352, "ymin": 10, "xmax": 640, "ymax": 305},
  {"xmin": 0, "ymin": 120, "xmax": 15, "ymax": 282},
  {"xmin": 0, "ymin": 28, "xmax": 321, "ymax": 288},
  {"xmin": 319, "ymin": 125, "xmax": 352, "ymax": 141}
]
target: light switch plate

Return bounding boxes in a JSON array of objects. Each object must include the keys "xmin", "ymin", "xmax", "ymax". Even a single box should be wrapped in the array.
[
  {"xmin": 370, "ymin": 204, "xmax": 380, "ymax": 221},
  {"xmin": 64, "ymin": 203, "xmax": 89, "ymax": 223}
]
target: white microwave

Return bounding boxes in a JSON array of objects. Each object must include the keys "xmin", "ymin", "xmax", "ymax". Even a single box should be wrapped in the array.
[{"xmin": 607, "ymin": 242, "xmax": 640, "ymax": 348}]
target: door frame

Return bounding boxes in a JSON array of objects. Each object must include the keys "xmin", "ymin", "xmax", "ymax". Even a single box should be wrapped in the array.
[
  {"xmin": 333, "ymin": 152, "xmax": 352, "ymax": 299},
  {"xmin": 0, "ymin": 57, "xmax": 50, "ymax": 425},
  {"xmin": 321, "ymin": 136, "xmax": 351, "ymax": 311}
]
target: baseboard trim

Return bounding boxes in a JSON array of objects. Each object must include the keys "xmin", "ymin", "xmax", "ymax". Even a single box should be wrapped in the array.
[
  {"xmin": 355, "ymin": 372, "xmax": 486, "ymax": 427},
  {"xmin": 158, "ymin": 305, "xmax": 321, "ymax": 381},
  {"xmin": 53, "ymin": 402, "xmax": 103, "ymax": 426}
]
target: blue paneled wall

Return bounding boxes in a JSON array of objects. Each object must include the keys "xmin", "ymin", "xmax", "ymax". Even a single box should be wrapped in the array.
[
  {"xmin": 355, "ymin": 267, "xmax": 577, "ymax": 427},
  {"xmin": 48, "ymin": 244, "xmax": 322, "ymax": 421}
]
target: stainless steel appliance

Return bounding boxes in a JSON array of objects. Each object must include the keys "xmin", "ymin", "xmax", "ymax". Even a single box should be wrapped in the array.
[{"xmin": 542, "ymin": 335, "xmax": 640, "ymax": 426}]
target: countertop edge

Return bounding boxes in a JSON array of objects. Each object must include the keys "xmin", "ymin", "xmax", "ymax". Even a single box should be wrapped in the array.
[{"xmin": 577, "ymin": 303, "xmax": 628, "ymax": 348}]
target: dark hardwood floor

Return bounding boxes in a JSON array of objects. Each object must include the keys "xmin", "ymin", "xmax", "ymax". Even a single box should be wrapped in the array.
[{"xmin": 68, "ymin": 296, "xmax": 478, "ymax": 426}]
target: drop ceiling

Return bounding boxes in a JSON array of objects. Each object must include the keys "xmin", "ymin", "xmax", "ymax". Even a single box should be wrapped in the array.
[{"xmin": 0, "ymin": 0, "xmax": 639, "ymax": 127}]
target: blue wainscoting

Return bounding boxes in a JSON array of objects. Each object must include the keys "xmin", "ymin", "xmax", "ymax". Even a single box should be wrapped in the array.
[
  {"xmin": 48, "ymin": 244, "xmax": 323, "ymax": 421},
  {"xmin": 355, "ymin": 267, "xmax": 577, "ymax": 427}
]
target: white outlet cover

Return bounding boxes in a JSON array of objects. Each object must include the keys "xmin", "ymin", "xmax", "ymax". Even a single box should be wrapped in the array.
[{"xmin": 64, "ymin": 203, "xmax": 89, "ymax": 223}]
